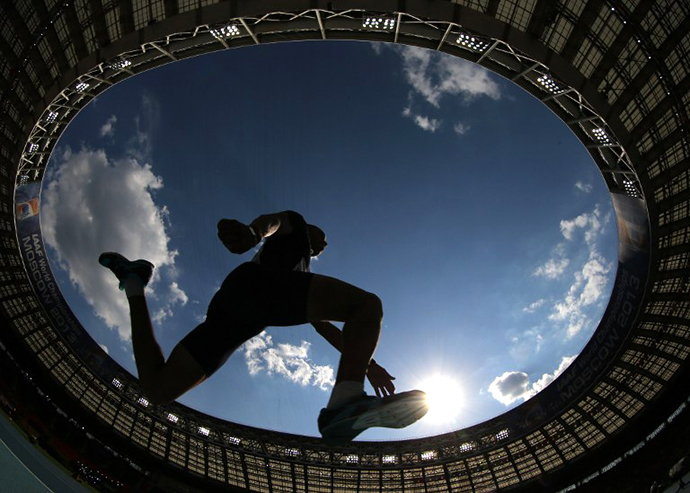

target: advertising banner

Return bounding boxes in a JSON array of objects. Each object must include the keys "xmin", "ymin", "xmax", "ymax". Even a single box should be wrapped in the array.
[{"xmin": 15, "ymin": 181, "xmax": 122, "ymax": 376}]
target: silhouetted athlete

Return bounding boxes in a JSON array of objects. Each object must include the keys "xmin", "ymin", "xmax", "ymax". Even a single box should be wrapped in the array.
[{"xmin": 100, "ymin": 211, "xmax": 427, "ymax": 443}]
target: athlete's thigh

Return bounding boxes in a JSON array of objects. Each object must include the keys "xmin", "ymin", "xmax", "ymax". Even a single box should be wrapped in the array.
[
  {"xmin": 153, "ymin": 343, "xmax": 207, "ymax": 404},
  {"xmin": 306, "ymin": 273, "xmax": 373, "ymax": 323}
]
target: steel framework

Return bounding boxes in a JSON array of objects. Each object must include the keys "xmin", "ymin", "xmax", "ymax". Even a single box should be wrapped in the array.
[{"xmin": 1, "ymin": 0, "xmax": 690, "ymax": 491}]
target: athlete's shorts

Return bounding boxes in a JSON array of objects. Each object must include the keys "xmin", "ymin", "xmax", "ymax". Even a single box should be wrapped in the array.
[{"xmin": 179, "ymin": 262, "xmax": 314, "ymax": 377}]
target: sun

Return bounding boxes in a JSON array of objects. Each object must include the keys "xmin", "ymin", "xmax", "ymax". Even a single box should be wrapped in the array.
[{"xmin": 419, "ymin": 374, "xmax": 464, "ymax": 424}]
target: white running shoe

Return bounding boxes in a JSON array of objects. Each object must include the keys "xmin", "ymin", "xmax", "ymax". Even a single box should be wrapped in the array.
[{"xmin": 318, "ymin": 390, "xmax": 428, "ymax": 445}]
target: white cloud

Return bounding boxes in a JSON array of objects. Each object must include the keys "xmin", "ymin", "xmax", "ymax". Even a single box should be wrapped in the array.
[
  {"xmin": 575, "ymin": 181, "xmax": 593, "ymax": 193},
  {"xmin": 402, "ymin": 107, "xmax": 441, "ymax": 132},
  {"xmin": 488, "ymin": 355, "xmax": 576, "ymax": 406},
  {"xmin": 242, "ymin": 332, "xmax": 335, "ymax": 390},
  {"xmin": 99, "ymin": 115, "xmax": 117, "ymax": 138},
  {"xmin": 533, "ymin": 258, "xmax": 570, "ymax": 279},
  {"xmin": 99, "ymin": 344, "xmax": 109, "ymax": 354},
  {"xmin": 488, "ymin": 371, "xmax": 530, "ymax": 406},
  {"xmin": 559, "ymin": 206, "xmax": 606, "ymax": 243},
  {"xmin": 391, "ymin": 45, "xmax": 502, "ymax": 107},
  {"xmin": 453, "ymin": 122, "xmax": 471, "ymax": 135},
  {"xmin": 531, "ymin": 205, "xmax": 613, "ymax": 339},
  {"xmin": 42, "ymin": 146, "xmax": 182, "ymax": 341},
  {"xmin": 548, "ymin": 249, "xmax": 612, "ymax": 338},
  {"xmin": 152, "ymin": 308, "xmax": 173, "ymax": 324},
  {"xmin": 523, "ymin": 299, "xmax": 546, "ymax": 313},
  {"xmin": 530, "ymin": 356, "xmax": 577, "ymax": 394}
]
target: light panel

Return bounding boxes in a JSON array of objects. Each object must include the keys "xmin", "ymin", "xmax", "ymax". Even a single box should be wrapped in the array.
[
  {"xmin": 456, "ymin": 33, "xmax": 490, "ymax": 52},
  {"xmin": 592, "ymin": 127, "xmax": 613, "ymax": 145},
  {"xmin": 108, "ymin": 59, "xmax": 132, "ymax": 70},
  {"xmin": 421, "ymin": 450, "xmax": 438, "ymax": 461},
  {"xmin": 75, "ymin": 82, "xmax": 90, "ymax": 93},
  {"xmin": 363, "ymin": 16, "xmax": 396, "ymax": 30},
  {"xmin": 382, "ymin": 455, "xmax": 398, "ymax": 464},
  {"xmin": 537, "ymin": 74, "xmax": 564, "ymax": 94},
  {"xmin": 211, "ymin": 24, "xmax": 241, "ymax": 40},
  {"xmin": 624, "ymin": 180, "xmax": 639, "ymax": 197}
]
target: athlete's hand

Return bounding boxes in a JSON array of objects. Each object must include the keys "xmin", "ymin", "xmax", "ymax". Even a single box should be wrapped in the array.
[
  {"xmin": 367, "ymin": 361, "xmax": 396, "ymax": 397},
  {"xmin": 217, "ymin": 219, "xmax": 257, "ymax": 254}
]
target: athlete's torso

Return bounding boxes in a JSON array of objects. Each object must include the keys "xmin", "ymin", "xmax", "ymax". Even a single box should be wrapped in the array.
[{"xmin": 251, "ymin": 210, "xmax": 311, "ymax": 272}]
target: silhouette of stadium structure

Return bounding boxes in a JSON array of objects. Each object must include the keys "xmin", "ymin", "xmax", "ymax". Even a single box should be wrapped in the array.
[{"xmin": 1, "ymin": 1, "xmax": 689, "ymax": 491}]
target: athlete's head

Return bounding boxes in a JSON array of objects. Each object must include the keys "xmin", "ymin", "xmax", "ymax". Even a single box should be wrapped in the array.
[{"xmin": 307, "ymin": 224, "xmax": 327, "ymax": 257}]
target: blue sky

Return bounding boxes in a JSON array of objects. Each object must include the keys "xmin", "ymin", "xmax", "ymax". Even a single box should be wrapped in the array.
[{"xmin": 41, "ymin": 41, "xmax": 617, "ymax": 440}]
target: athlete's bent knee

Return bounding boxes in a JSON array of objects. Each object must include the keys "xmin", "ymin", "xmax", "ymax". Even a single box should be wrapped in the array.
[{"xmin": 354, "ymin": 292, "xmax": 383, "ymax": 322}]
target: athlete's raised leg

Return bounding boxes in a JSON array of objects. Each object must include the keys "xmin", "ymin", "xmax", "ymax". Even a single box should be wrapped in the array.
[
  {"xmin": 100, "ymin": 253, "xmax": 206, "ymax": 405},
  {"xmin": 306, "ymin": 273, "xmax": 428, "ymax": 444},
  {"xmin": 127, "ymin": 296, "xmax": 207, "ymax": 404},
  {"xmin": 306, "ymin": 273, "xmax": 383, "ymax": 385}
]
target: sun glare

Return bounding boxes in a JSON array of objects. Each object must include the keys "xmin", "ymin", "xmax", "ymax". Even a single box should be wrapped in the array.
[{"xmin": 419, "ymin": 374, "xmax": 464, "ymax": 424}]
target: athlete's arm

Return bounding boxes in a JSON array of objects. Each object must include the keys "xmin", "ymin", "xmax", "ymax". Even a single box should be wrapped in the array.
[
  {"xmin": 249, "ymin": 211, "xmax": 293, "ymax": 239},
  {"xmin": 217, "ymin": 211, "xmax": 293, "ymax": 254},
  {"xmin": 311, "ymin": 321, "xmax": 396, "ymax": 397},
  {"xmin": 311, "ymin": 320, "xmax": 343, "ymax": 352}
]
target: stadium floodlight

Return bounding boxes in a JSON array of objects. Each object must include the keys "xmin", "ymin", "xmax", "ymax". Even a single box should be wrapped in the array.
[
  {"xmin": 45, "ymin": 111, "xmax": 58, "ymax": 123},
  {"xmin": 137, "ymin": 397, "xmax": 150, "ymax": 408},
  {"xmin": 28, "ymin": 143, "xmax": 39, "ymax": 154},
  {"xmin": 75, "ymin": 81, "xmax": 90, "ymax": 93},
  {"xmin": 537, "ymin": 74, "xmax": 564, "ymax": 94},
  {"xmin": 210, "ymin": 24, "xmax": 241, "ymax": 40},
  {"xmin": 108, "ymin": 59, "xmax": 132, "ymax": 70},
  {"xmin": 166, "ymin": 413, "xmax": 179, "ymax": 424},
  {"xmin": 226, "ymin": 436, "xmax": 241, "ymax": 445},
  {"xmin": 344, "ymin": 454, "xmax": 359, "ymax": 464},
  {"xmin": 592, "ymin": 127, "xmax": 613, "ymax": 145},
  {"xmin": 285, "ymin": 448, "xmax": 299, "ymax": 457},
  {"xmin": 495, "ymin": 428, "xmax": 510, "ymax": 441},
  {"xmin": 624, "ymin": 180, "xmax": 639, "ymax": 197},
  {"xmin": 362, "ymin": 16, "xmax": 396, "ymax": 30},
  {"xmin": 198, "ymin": 426, "xmax": 210, "ymax": 436},
  {"xmin": 18, "ymin": 173, "xmax": 30, "ymax": 186},
  {"xmin": 456, "ymin": 33, "xmax": 490, "ymax": 52},
  {"xmin": 111, "ymin": 378, "xmax": 123, "ymax": 389},
  {"xmin": 382, "ymin": 455, "xmax": 397, "ymax": 464},
  {"xmin": 421, "ymin": 450, "xmax": 437, "ymax": 461},
  {"xmin": 459, "ymin": 442, "xmax": 475, "ymax": 453}
]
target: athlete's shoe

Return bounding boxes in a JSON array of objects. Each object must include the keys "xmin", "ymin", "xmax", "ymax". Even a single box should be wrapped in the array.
[
  {"xmin": 318, "ymin": 390, "xmax": 429, "ymax": 445},
  {"xmin": 98, "ymin": 252, "xmax": 154, "ymax": 291}
]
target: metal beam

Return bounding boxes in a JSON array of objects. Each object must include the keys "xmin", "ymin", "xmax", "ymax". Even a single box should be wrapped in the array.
[
  {"xmin": 239, "ymin": 18, "xmax": 260, "ymax": 45},
  {"xmin": 89, "ymin": 0, "xmax": 110, "ymax": 48},
  {"xmin": 64, "ymin": 1, "xmax": 89, "ymax": 60},
  {"xmin": 31, "ymin": 0, "xmax": 70, "ymax": 73},
  {"xmin": 527, "ymin": 0, "xmax": 559, "ymax": 40},
  {"xmin": 315, "ymin": 10, "xmax": 326, "ymax": 40},
  {"xmin": 610, "ymin": 14, "xmax": 690, "ymax": 121},
  {"xmin": 119, "ymin": 0, "xmax": 135, "ymax": 36},
  {"xmin": 589, "ymin": 1, "xmax": 654, "ymax": 89},
  {"xmin": 560, "ymin": 0, "xmax": 603, "ymax": 63}
]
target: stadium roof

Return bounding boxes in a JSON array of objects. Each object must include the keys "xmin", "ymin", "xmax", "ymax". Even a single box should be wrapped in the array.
[{"xmin": 1, "ymin": 0, "xmax": 689, "ymax": 491}]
